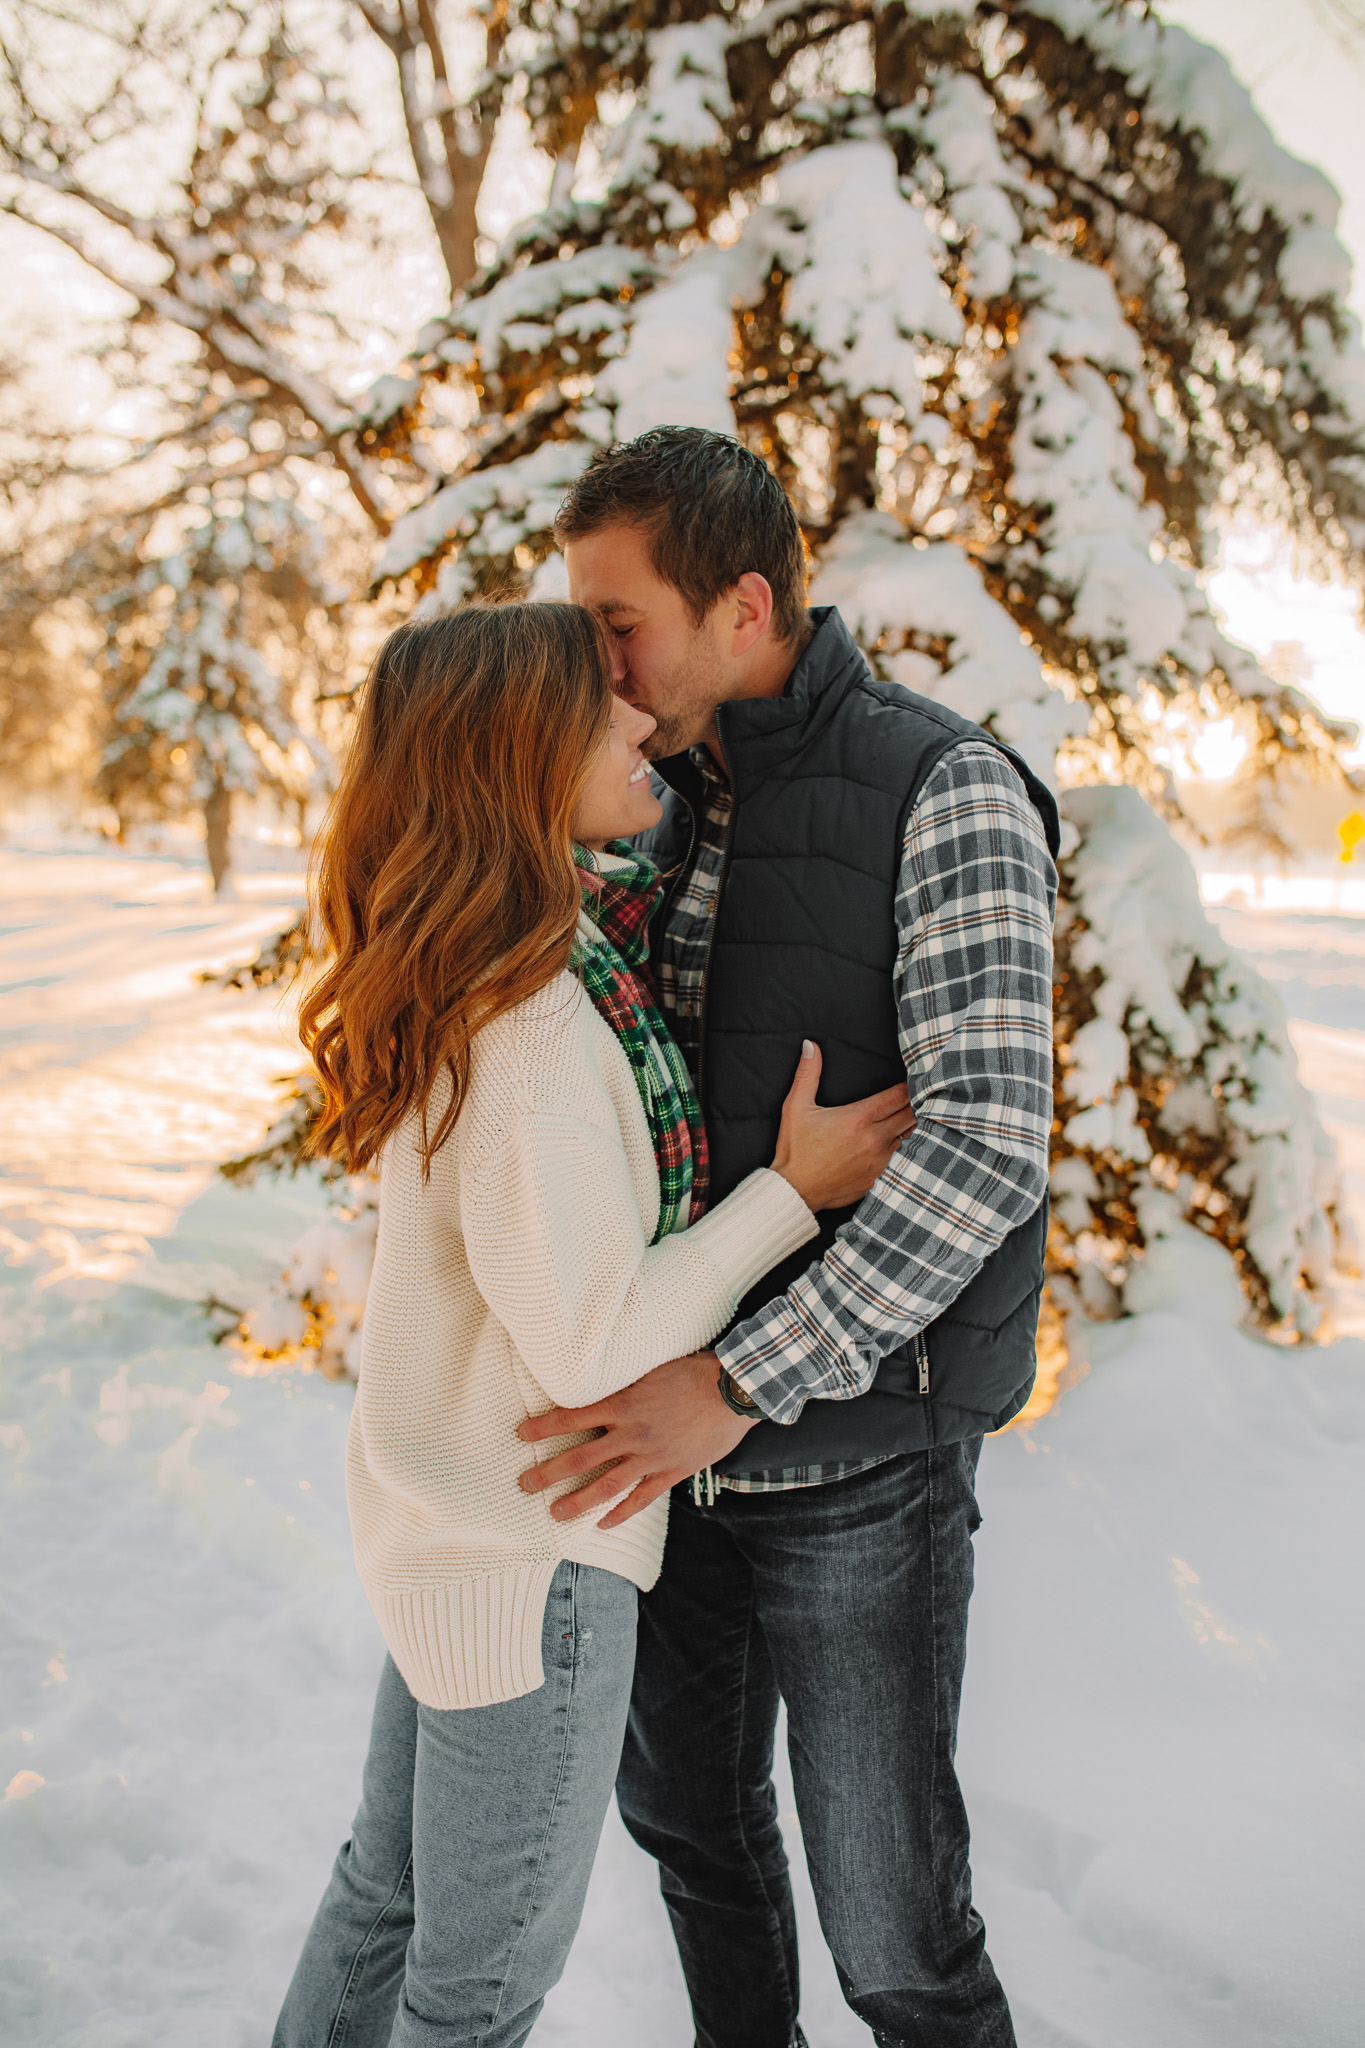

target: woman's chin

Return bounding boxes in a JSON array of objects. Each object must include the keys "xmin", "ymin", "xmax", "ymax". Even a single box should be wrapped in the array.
[{"xmin": 612, "ymin": 790, "xmax": 662, "ymax": 840}]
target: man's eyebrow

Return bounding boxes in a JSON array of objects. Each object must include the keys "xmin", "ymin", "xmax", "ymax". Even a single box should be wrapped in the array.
[{"xmin": 595, "ymin": 599, "xmax": 642, "ymax": 618}]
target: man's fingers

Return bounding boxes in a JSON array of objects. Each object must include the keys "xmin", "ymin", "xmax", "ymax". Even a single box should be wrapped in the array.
[
  {"xmin": 548, "ymin": 1460, "xmax": 644, "ymax": 1521},
  {"xmin": 518, "ymin": 1406, "xmax": 609, "ymax": 1443},
  {"xmin": 519, "ymin": 1436, "xmax": 617, "ymax": 1493},
  {"xmin": 596, "ymin": 1470, "xmax": 682, "ymax": 1528}
]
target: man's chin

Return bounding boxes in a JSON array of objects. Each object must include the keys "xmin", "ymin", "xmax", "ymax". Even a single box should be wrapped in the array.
[{"xmin": 643, "ymin": 718, "xmax": 696, "ymax": 761}]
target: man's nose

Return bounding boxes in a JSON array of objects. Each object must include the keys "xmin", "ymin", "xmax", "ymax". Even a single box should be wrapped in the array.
[{"xmin": 608, "ymin": 636, "xmax": 629, "ymax": 686}]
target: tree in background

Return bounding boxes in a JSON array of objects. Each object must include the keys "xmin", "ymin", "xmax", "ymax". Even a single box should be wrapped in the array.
[
  {"xmin": 6, "ymin": 1, "xmax": 1365, "ymax": 1359},
  {"xmin": 321, "ymin": 0, "xmax": 1362, "ymax": 1354},
  {"xmin": 92, "ymin": 490, "xmax": 337, "ymax": 889},
  {"xmin": 0, "ymin": 0, "xmax": 511, "ymax": 880},
  {"xmin": 0, "ymin": 564, "xmax": 99, "ymax": 819}
]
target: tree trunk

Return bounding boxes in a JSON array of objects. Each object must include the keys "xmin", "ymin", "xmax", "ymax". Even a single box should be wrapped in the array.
[{"xmin": 205, "ymin": 780, "xmax": 233, "ymax": 895}]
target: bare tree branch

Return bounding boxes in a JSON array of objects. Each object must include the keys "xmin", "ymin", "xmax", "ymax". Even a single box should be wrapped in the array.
[{"xmin": 353, "ymin": 0, "xmax": 506, "ymax": 296}]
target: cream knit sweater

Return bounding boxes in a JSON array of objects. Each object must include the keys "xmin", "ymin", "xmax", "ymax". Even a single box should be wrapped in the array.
[{"xmin": 346, "ymin": 962, "xmax": 817, "ymax": 1712}]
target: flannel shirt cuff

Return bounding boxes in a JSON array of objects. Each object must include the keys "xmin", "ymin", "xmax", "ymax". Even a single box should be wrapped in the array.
[{"xmin": 716, "ymin": 1291, "xmax": 869, "ymax": 1426}]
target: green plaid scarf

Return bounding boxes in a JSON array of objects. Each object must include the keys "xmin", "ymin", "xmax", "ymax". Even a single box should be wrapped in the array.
[{"xmin": 572, "ymin": 841, "xmax": 709, "ymax": 1243}]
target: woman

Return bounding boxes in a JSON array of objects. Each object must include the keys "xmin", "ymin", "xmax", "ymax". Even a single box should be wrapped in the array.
[{"xmin": 274, "ymin": 601, "xmax": 913, "ymax": 2046}]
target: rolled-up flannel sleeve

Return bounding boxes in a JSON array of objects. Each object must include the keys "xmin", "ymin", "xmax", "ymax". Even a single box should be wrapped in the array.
[{"xmin": 716, "ymin": 741, "xmax": 1057, "ymax": 1424}]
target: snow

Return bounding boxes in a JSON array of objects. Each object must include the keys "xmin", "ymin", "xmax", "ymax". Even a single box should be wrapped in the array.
[
  {"xmin": 747, "ymin": 139, "xmax": 962, "ymax": 422},
  {"xmin": 1026, "ymin": 0, "xmax": 1365, "ymax": 433},
  {"xmin": 606, "ymin": 18, "xmax": 733, "ymax": 198},
  {"xmin": 450, "ymin": 246, "xmax": 655, "ymax": 375},
  {"xmin": 3, "ymin": 827, "xmax": 1364, "ymax": 2046},
  {"xmin": 888, "ymin": 72, "xmax": 1041, "ymax": 304},
  {"xmin": 637, "ymin": 21, "xmax": 733, "ymax": 153},
  {"xmin": 808, "ymin": 510, "xmax": 1086, "ymax": 774},
  {"xmin": 1030, "ymin": 0, "xmax": 1343, "ymax": 238},
  {"xmin": 375, "ymin": 437, "xmax": 596, "ymax": 585},
  {"xmin": 1059, "ymin": 785, "xmax": 1342, "ymax": 1329},
  {"xmin": 597, "ymin": 251, "xmax": 739, "ymax": 444}
]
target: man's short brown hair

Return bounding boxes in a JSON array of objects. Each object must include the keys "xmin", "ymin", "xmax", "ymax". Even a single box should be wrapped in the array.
[{"xmin": 554, "ymin": 427, "xmax": 808, "ymax": 644}]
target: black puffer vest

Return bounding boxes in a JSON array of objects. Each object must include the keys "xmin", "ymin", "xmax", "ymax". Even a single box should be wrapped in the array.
[{"xmin": 639, "ymin": 607, "xmax": 1060, "ymax": 1477}]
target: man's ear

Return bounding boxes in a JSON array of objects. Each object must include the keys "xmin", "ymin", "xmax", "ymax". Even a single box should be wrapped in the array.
[{"xmin": 729, "ymin": 571, "xmax": 774, "ymax": 655}]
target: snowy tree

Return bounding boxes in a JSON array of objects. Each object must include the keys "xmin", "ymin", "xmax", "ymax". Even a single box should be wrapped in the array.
[
  {"xmin": 0, "ymin": 560, "xmax": 99, "ymax": 818},
  {"xmin": 0, "ymin": 0, "xmax": 515, "ymax": 875},
  {"xmin": 319, "ymin": 0, "xmax": 1364, "ymax": 1348},
  {"xmin": 92, "ymin": 490, "xmax": 337, "ymax": 889}
]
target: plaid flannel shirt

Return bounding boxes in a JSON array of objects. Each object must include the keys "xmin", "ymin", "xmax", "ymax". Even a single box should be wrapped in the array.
[{"xmin": 655, "ymin": 738, "xmax": 1056, "ymax": 1493}]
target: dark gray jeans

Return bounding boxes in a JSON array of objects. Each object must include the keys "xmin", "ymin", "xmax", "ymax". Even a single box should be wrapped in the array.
[
  {"xmin": 273, "ymin": 1561, "xmax": 637, "ymax": 2048},
  {"xmin": 616, "ymin": 1444, "xmax": 1015, "ymax": 2048}
]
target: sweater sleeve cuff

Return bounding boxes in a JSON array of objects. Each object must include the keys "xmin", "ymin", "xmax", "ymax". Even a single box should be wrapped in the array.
[{"xmin": 681, "ymin": 1168, "xmax": 818, "ymax": 1309}]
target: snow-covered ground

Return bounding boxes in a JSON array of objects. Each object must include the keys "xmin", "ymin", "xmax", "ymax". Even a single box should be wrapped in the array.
[{"xmin": 2, "ymin": 833, "xmax": 1363, "ymax": 2048}]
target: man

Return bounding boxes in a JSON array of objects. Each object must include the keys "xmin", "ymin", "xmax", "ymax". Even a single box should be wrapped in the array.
[{"xmin": 518, "ymin": 427, "xmax": 1058, "ymax": 2048}]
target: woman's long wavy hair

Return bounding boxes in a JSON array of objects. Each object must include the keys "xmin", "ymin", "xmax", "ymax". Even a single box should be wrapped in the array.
[{"xmin": 301, "ymin": 601, "xmax": 614, "ymax": 1175}]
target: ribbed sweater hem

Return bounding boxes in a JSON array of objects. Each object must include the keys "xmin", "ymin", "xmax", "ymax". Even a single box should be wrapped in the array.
[{"xmin": 378, "ymin": 1565, "xmax": 561, "ymax": 1710}]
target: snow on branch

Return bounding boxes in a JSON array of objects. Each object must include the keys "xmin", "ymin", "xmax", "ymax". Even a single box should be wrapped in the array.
[
  {"xmin": 230, "ymin": 0, "xmax": 1363, "ymax": 1352},
  {"xmin": 1053, "ymin": 783, "xmax": 1346, "ymax": 1336}
]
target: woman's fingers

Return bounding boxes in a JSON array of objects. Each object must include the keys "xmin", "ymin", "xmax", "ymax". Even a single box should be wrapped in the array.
[
  {"xmin": 781, "ymin": 1038, "xmax": 822, "ymax": 1104},
  {"xmin": 860, "ymin": 1080, "xmax": 913, "ymax": 1122}
]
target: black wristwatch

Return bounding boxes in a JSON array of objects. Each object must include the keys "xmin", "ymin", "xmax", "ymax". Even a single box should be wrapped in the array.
[{"xmin": 717, "ymin": 1366, "xmax": 759, "ymax": 1419}]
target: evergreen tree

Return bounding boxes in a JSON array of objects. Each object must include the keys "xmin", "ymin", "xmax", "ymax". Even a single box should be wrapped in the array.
[
  {"xmin": 0, "ymin": 0, "xmax": 511, "ymax": 879},
  {"xmin": 344, "ymin": 0, "xmax": 1365, "ymax": 1344},
  {"xmin": 92, "ymin": 490, "xmax": 335, "ymax": 889}
]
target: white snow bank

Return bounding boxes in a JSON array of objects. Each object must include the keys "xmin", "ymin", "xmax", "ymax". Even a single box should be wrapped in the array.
[
  {"xmin": 3, "ymin": 838, "xmax": 1364, "ymax": 2046},
  {"xmin": 964, "ymin": 1220, "xmax": 1365, "ymax": 2048}
]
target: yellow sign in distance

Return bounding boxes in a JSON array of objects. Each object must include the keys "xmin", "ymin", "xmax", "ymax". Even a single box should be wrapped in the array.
[{"xmin": 1339, "ymin": 812, "xmax": 1365, "ymax": 864}]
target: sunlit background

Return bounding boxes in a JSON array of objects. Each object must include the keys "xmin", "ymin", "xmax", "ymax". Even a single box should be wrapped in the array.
[{"xmin": 3, "ymin": 6, "xmax": 1365, "ymax": 2046}]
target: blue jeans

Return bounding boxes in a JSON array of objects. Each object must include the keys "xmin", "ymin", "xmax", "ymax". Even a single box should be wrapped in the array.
[
  {"xmin": 616, "ymin": 1445, "xmax": 1015, "ymax": 2048},
  {"xmin": 273, "ymin": 1562, "xmax": 638, "ymax": 2048}
]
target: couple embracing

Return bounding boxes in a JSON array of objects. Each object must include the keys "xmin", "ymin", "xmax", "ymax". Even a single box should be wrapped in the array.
[{"xmin": 274, "ymin": 427, "xmax": 1059, "ymax": 2048}]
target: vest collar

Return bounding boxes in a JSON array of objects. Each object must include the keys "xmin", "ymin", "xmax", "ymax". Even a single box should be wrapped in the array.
[{"xmin": 654, "ymin": 606, "xmax": 867, "ymax": 804}]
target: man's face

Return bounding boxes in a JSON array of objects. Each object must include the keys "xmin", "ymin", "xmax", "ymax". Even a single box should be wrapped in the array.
[{"xmin": 564, "ymin": 521, "xmax": 727, "ymax": 759}]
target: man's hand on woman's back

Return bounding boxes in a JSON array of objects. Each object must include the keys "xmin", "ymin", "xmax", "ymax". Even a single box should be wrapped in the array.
[{"xmin": 517, "ymin": 1349, "xmax": 750, "ymax": 1529}]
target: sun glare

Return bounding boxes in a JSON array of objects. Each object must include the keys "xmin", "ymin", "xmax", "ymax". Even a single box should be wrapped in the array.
[{"xmin": 1188, "ymin": 719, "xmax": 1250, "ymax": 782}]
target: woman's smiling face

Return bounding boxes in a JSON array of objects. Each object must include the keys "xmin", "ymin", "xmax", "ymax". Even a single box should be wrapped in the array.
[{"xmin": 570, "ymin": 693, "xmax": 662, "ymax": 849}]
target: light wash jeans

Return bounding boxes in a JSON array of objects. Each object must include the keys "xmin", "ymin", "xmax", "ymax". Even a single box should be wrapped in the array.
[{"xmin": 274, "ymin": 1561, "xmax": 638, "ymax": 2047}]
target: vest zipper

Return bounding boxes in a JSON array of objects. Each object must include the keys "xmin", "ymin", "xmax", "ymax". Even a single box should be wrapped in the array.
[
  {"xmin": 695, "ymin": 723, "xmax": 736, "ymax": 1101},
  {"xmin": 915, "ymin": 1331, "xmax": 930, "ymax": 1396}
]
